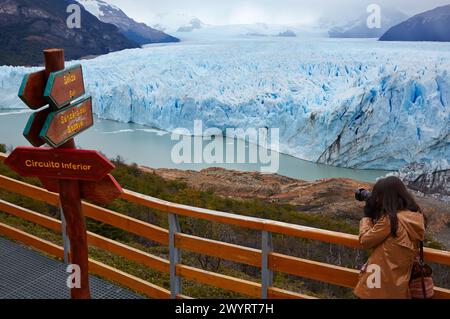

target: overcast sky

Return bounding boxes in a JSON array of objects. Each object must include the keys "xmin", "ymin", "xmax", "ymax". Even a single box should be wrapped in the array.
[{"xmin": 106, "ymin": 0, "xmax": 450, "ymax": 25}]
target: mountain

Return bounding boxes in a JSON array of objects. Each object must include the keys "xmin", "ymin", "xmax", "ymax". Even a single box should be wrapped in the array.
[
  {"xmin": 329, "ymin": 8, "xmax": 408, "ymax": 38},
  {"xmin": 147, "ymin": 13, "xmax": 205, "ymax": 33},
  {"xmin": 170, "ymin": 23, "xmax": 325, "ymax": 40},
  {"xmin": 77, "ymin": 0, "xmax": 179, "ymax": 45},
  {"xmin": 0, "ymin": 0, "xmax": 138, "ymax": 66},
  {"xmin": 380, "ymin": 5, "xmax": 450, "ymax": 42},
  {"xmin": 176, "ymin": 18, "xmax": 205, "ymax": 33},
  {"xmin": 277, "ymin": 30, "xmax": 296, "ymax": 37}
]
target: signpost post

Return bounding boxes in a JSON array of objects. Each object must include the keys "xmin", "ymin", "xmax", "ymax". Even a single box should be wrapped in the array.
[
  {"xmin": 40, "ymin": 174, "xmax": 123, "ymax": 205},
  {"xmin": 5, "ymin": 48, "xmax": 123, "ymax": 299}
]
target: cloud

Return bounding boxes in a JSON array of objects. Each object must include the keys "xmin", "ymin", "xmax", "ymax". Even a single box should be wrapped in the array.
[
  {"xmin": 229, "ymin": 3, "xmax": 267, "ymax": 24},
  {"xmin": 107, "ymin": 0, "xmax": 450, "ymax": 26}
]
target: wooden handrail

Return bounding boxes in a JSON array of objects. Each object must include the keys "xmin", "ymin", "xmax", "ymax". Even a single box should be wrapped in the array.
[
  {"xmin": 0, "ymin": 151, "xmax": 449, "ymax": 299},
  {"xmin": 1, "ymin": 196, "xmax": 449, "ymax": 299},
  {"xmin": 0, "ymin": 174, "xmax": 170, "ymax": 244},
  {"xmin": 176, "ymin": 264, "xmax": 261, "ymax": 297},
  {"xmin": 269, "ymin": 253, "xmax": 359, "ymax": 288},
  {"xmin": 0, "ymin": 218, "xmax": 315, "ymax": 300},
  {"xmin": 83, "ymin": 201, "xmax": 170, "ymax": 245},
  {"xmin": 0, "ymin": 222, "xmax": 172, "ymax": 299},
  {"xmin": 122, "ymin": 190, "xmax": 361, "ymax": 248},
  {"xmin": 0, "ymin": 171, "xmax": 448, "ymax": 266},
  {"xmin": 175, "ymin": 233, "xmax": 261, "ymax": 267},
  {"xmin": 0, "ymin": 198, "xmax": 310, "ymax": 297},
  {"xmin": 0, "ymin": 204, "xmax": 312, "ymax": 299}
]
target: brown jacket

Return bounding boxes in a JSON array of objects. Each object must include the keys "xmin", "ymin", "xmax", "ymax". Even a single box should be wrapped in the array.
[{"xmin": 354, "ymin": 210, "xmax": 425, "ymax": 299}]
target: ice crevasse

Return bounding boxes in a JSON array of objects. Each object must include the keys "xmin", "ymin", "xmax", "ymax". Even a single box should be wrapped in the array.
[{"xmin": 0, "ymin": 38, "xmax": 449, "ymax": 170}]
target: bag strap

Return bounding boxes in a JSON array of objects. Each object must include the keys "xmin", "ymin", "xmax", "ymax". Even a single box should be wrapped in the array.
[
  {"xmin": 419, "ymin": 241, "xmax": 427, "ymax": 298},
  {"xmin": 419, "ymin": 241, "xmax": 425, "ymax": 266}
]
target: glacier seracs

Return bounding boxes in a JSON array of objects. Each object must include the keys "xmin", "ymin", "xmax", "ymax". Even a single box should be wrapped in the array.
[{"xmin": 0, "ymin": 38, "xmax": 449, "ymax": 170}]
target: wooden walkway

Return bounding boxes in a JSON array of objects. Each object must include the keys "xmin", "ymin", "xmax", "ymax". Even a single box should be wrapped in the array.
[{"xmin": 0, "ymin": 236, "xmax": 141, "ymax": 299}]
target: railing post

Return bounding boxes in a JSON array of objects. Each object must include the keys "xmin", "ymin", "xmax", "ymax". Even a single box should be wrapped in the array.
[
  {"xmin": 168, "ymin": 213, "xmax": 182, "ymax": 299},
  {"xmin": 60, "ymin": 206, "xmax": 70, "ymax": 265},
  {"xmin": 261, "ymin": 230, "xmax": 273, "ymax": 299}
]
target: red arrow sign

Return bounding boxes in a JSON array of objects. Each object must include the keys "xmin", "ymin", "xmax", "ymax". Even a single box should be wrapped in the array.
[
  {"xmin": 40, "ymin": 174, "xmax": 123, "ymax": 205},
  {"xmin": 5, "ymin": 147, "xmax": 114, "ymax": 182},
  {"xmin": 18, "ymin": 70, "xmax": 48, "ymax": 110}
]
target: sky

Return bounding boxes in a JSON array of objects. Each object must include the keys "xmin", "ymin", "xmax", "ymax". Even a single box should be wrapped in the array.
[{"xmin": 107, "ymin": 0, "xmax": 450, "ymax": 26}]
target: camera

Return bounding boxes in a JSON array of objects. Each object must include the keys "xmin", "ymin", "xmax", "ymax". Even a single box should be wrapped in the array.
[{"xmin": 355, "ymin": 188, "xmax": 371, "ymax": 202}]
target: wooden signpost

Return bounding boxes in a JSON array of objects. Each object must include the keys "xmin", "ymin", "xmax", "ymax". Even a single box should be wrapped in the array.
[
  {"xmin": 23, "ymin": 108, "xmax": 52, "ymax": 147},
  {"xmin": 18, "ymin": 70, "xmax": 48, "ymax": 110},
  {"xmin": 5, "ymin": 147, "xmax": 114, "ymax": 181},
  {"xmin": 44, "ymin": 64, "xmax": 85, "ymax": 109},
  {"xmin": 40, "ymin": 97, "xmax": 94, "ymax": 148},
  {"xmin": 5, "ymin": 49, "xmax": 123, "ymax": 299},
  {"xmin": 40, "ymin": 174, "xmax": 123, "ymax": 205}
]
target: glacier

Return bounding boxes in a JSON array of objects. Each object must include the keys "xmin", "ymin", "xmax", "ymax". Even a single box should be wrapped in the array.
[{"xmin": 0, "ymin": 37, "xmax": 449, "ymax": 170}]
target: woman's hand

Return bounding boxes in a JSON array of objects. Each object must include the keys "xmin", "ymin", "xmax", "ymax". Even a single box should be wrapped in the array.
[
  {"xmin": 359, "ymin": 216, "xmax": 391, "ymax": 249},
  {"xmin": 363, "ymin": 204, "xmax": 373, "ymax": 218}
]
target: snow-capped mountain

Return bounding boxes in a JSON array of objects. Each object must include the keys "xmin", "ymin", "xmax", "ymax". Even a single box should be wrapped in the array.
[
  {"xmin": 329, "ymin": 8, "xmax": 408, "ymax": 38},
  {"xmin": 1, "ymin": 39, "xmax": 449, "ymax": 170},
  {"xmin": 78, "ymin": 0, "xmax": 179, "ymax": 45},
  {"xmin": 147, "ymin": 12, "xmax": 325, "ymax": 38},
  {"xmin": 380, "ymin": 5, "xmax": 450, "ymax": 42},
  {"xmin": 147, "ymin": 13, "xmax": 205, "ymax": 33},
  {"xmin": 78, "ymin": 0, "xmax": 120, "ymax": 18},
  {"xmin": 0, "ymin": 0, "xmax": 137, "ymax": 66},
  {"xmin": 171, "ymin": 23, "xmax": 324, "ymax": 40}
]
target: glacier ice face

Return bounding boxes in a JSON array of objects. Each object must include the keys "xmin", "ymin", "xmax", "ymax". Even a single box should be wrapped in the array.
[
  {"xmin": 390, "ymin": 160, "xmax": 450, "ymax": 202},
  {"xmin": 0, "ymin": 38, "xmax": 449, "ymax": 170},
  {"xmin": 0, "ymin": 65, "xmax": 40, "ymax": 109}
]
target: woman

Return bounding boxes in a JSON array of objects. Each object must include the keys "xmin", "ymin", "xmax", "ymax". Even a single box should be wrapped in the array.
[{"xmin": 354, "ymin": 176, "xmax": 425, "ymax": 299}]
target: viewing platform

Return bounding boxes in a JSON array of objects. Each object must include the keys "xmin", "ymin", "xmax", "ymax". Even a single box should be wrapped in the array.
[
  {"xmin": 0, "ymin": 151, "xmax": 449, "ymax": 299},
  {"xmin": 0, "ymin": 237, "xmax": 141, "ymax": 299}
]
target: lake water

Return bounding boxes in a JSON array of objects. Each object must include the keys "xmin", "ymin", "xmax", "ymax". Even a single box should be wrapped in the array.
[{"xmin": 0, "ymin": 110, "xmax": 389, "ymax": 183}]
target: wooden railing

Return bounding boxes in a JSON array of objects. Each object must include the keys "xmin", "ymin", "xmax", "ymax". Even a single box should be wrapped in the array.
[{"xmin": 0, "ymin": 152, "xmax": 449, "ymax": 299}]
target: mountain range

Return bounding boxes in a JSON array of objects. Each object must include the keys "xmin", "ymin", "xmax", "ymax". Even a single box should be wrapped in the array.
[
  {"xmin": 146, "ymin": 13, "xmax": 206, "ymax": 33},
  {"xmin": 77, "ymin": 0, "xmax": 179, "ymax": 45},
  {"xmin": 1, "ymin": 1, "xmax": 449, "ymax": 67},
  {"xmin": 329, "ymin": 7, "xmax": 408, "ymax": 38},
  {"xmin": 0, "ymin": 0, "xmax": 179, "ymax": 66},
  {"xmin": 380, "ymin": 5, "xmax": 450, "ymax": 42},
  {"xmin": 0, "ymin": 0, "xmax": 139, "ymax": 66}
]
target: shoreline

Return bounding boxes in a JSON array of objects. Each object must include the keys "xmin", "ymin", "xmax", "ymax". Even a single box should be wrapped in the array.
[{"xmin": 0, "ymin": 110, "xmax": 390, "ymax": 183}]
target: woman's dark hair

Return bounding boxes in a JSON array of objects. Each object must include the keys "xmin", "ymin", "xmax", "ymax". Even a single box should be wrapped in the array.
[{"xmin": 366, "ymin": 176, "xmax": 421, "ymax": 236}]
